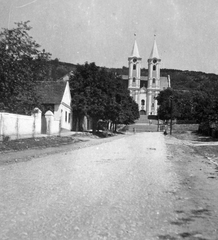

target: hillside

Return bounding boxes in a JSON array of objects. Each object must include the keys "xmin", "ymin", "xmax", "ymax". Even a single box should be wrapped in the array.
[
  {"xmin": 48, "ymin": 60, "xmax": 218, "ymax": 91},
  {"xmin": 48, "ymin": 59, "xmax": 77, "ymax": 80},
  {"xmin": 161, "ymin": 69, "xmax": 218, "ymax": 90},
  {"xmin": 109, "ymin": 67, "xmax": 218, "ymax": 90}
]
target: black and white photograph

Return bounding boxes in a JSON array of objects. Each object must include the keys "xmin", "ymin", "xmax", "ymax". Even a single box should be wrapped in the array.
[{"xmin": 0, "ymin": 0, "xmax": 218, "ymax": 239}]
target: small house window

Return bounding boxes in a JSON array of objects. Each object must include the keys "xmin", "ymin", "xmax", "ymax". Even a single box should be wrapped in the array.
[
  {"xmin": 153, "ymin": 65, "xmax": 156, "ymax": 71},
  {"xmin": 141, "ymin": 99, "xmax": 145, "ymax": 105},
  {"xmin": 133, "ymin": 77, "xmax": 136, "ymax": 82},
  {"xmin": 153, "ymin": 78, "xmax": 155, "ymax": 84},
  {"xmin": 133, "ymin": 64, "xmax": 136, "ymax": 70},
  {"xmin": 152, "ymin": 103, "xmax": 154, "ymax": 107},
  {"xmin": 68, "ymin": 113, "xmax": 70, "ymax": 123},
  {"xmin": 65, "ymin": 111, "xmax": 67, "ymax": 122}
]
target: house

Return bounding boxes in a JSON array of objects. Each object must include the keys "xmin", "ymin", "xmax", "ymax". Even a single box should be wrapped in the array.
[{"xmin": 36, "ymin": 80, "xmax": 72, "ymax": 131}]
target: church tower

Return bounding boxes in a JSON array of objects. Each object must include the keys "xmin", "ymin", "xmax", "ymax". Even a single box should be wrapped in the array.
[
  {"xmin": 128, "ymin": 39, "xmax": 142, "ymax": 102},
  {"xmin": 146, "ymin": 37, "xmax": 161, "ymax": 115}
]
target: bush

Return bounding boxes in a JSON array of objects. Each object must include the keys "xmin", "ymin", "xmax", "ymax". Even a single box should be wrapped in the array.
[
  {"xmin": 3, "ymin": 135, "xmax": 10, "ymax": 142},
  {"xmin": 198, "ymin": 122, "xmax": 211, "ymax": 136}
]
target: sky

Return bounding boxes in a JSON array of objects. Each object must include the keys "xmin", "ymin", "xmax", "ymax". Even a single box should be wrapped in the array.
[{"xmin": 0, "ymin": 0, "xmax": 218, "ymax": 74}]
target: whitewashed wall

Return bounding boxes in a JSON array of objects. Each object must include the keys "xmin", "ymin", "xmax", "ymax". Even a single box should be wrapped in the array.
[
  {"xmin": 0, "ymin": 108, "xmax": 41, "ymax": 141},
  {"xmin": 54, "ymin": 81, "xmax": 72, "ymax": 130}
]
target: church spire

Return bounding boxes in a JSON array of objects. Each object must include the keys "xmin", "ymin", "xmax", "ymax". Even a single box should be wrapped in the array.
[
  {"xmin": 149, "ymin": 36, "xmax": 160, "ymax": 60},
  {"xmin": 130, "ymin": 39, "xmax": 140, "ymax": 58}
]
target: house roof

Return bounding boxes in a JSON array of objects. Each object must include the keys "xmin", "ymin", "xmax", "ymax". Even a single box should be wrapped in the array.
[
  {"xmin": 122, "ymin": 75, "xmax": 129, "ymax": 80},
  {"xmin": 36, "ymin": 81, "xmax": 67, "ymax": 104},
  {"xmin": 121, "ymin": 75, "xmax": 168, "ymax": 89},
  {"xmin": 122, "ymin": 75, "xmax": 148, "ymax": 81}
]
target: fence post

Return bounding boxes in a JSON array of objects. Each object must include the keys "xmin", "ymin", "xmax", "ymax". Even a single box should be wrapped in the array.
[{"xmin": 31, "ymin": 108, "xmax": 42, "ymax": 138}]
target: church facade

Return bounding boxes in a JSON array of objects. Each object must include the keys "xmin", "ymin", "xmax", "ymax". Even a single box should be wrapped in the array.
[{"xmin": 122, "ymin": 38, "xmax": 170, "ymax": 116}]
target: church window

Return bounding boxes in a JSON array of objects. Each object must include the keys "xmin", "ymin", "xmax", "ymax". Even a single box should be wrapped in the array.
[
  {"xmin": 133, "ymin": 77, "xmax": 136, "ymax": 82},
  {"xmin": 153, "ymin": 65, "xmax": 156, "ymax": 71},
  {"xmin": 153, "ymin": 78, "xmax": 155, "ymax": 84},
  {"xmin": 133, "ymin": 64, "xmax": 136, "ymax": 70}
]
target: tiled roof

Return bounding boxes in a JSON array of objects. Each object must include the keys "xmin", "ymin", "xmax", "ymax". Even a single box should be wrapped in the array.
[
  {"xmin": 122, "ymin": 75, "xmax": 168, "ymax": 90},
  {"xmin": 122, "ymin": 75, "xmax": 129, "ymax": 80},
  {"xmin": 36, "ymin": 81, "xmax": 67, "ymax": 104},
  {"xmin": 122, "ymin": 75, "xmax": 148, "ymax": 81}
]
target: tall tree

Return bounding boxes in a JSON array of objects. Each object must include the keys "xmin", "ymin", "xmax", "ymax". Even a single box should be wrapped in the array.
[
  {"xmin": 70, "ymin": 62, "xmax": 139, "ymax": 132},
  {"xmin": 0, "ymin": 21, "xmax": 51, "ymax": 114},
  {"xmin": 157, "ymin": 87, "xmax": 199, "ymax": 122}
]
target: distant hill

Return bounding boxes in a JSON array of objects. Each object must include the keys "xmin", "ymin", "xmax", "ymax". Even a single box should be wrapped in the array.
[
  {"xmin": 48, "ymin": 59, "xmax": 77, "ymax": 80},
  {"xmin": 109, "ymin": 67, "xmax": 218, "ymax": 91},
  {"xmin": 49, "ymin": 60, "xmax": 218, "ymax": 91},
  {"xmin": 160, "ymin": 69, "xmax": 218, "ymax": 90}
]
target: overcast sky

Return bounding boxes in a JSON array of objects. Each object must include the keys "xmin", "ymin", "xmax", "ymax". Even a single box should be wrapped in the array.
[{"xmin": 0, "ymin": 0, "xmax": 218, "ymax": 74}]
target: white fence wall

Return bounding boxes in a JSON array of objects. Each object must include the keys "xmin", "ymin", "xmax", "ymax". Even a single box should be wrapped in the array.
[
  {"xmin": 0, "ymin": 108, "xmax": 41, "ymax": 141},
  {"xmin": 0, "ymin": 108, "xmax": 65, "ymax": 141}
]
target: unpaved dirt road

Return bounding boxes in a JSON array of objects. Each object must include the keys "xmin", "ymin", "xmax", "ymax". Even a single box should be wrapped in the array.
[{"xmin": 0, "ymin": 132, "xmax": 218, "ymax": 239}]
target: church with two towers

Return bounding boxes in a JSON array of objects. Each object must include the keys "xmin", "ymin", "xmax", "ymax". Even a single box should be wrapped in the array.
[{"xmin": 122, "ymin": 38, "xmax": 170, "ymax": 116}]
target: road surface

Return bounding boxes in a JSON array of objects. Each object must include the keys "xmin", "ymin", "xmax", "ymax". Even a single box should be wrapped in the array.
[{"xmin": 0, "ymin": 132, "xmax": 217, "ymax": 239}]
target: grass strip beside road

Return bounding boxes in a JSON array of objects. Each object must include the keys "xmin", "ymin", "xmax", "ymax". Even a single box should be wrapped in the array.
[{"xmin": 0, "ymin": 136, "xmax": 83, "ymax": 153}]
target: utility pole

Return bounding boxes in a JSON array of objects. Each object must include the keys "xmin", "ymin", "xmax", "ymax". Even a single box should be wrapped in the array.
[{"xmin": 169, "ymin": 96, "xmax": 173, "ymax": 135}]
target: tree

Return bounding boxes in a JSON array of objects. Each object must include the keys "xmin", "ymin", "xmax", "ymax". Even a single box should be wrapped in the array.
[
  {"xmin": 157, "ymin": 88, "xmax": 176, "ymax": 121},
  {"xmin": 157, "ymin": 88, "xmax": 197, "ymax": 122},
  {"xmin": 70, "ymin": 62, "xmax": 139, "ymax": 132},
  {"xmin": 0, "ymin": 21, "xmax": 51, "ymax": 114}
]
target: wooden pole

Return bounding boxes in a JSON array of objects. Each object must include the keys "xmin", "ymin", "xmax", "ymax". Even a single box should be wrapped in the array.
[{"xmin": 170, "ymin": 96, "xmax": 173, "ymax": 135}]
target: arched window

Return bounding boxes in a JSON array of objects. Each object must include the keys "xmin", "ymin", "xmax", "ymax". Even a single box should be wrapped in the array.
[
  {"xmin": 133, "ymin": 64, "xmax": 136, "ymax": 70},
  {"xmin": 141, "ymin": 99, "xmax": 145, "ymax": 106},
  {"xmin": 153, "ymin": 78, "xmax": 155, "ymax": 84},
  {"xmin": 153, "ymin": 65, "xmax": 156, "ymax": 71}
]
